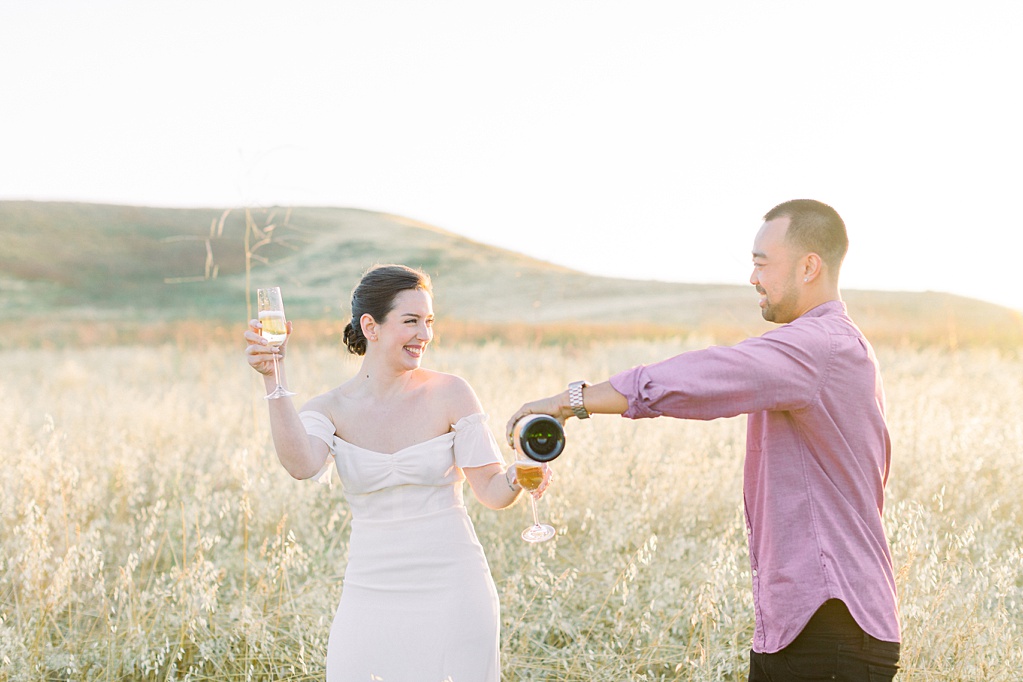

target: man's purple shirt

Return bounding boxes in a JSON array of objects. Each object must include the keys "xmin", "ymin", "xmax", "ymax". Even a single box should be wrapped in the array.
[{"xmin": 609, "ymin": 300, "xmax": 900, "ymax": 653}]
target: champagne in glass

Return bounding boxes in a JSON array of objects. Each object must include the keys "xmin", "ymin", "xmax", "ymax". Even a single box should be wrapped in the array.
[
  {"xmin": 259, "ymin": 310, "xmax": 288, "ymax": 346},
  {"xmin": 516, "ymin": 463, "xmax": 546, "ymax": 492},
  {"xmin": 516, "ymin": 457, "xmax": 556, "ymax": 543},
  {"xmin": 256, "ymin": 287, "xmax": 296, "ymax": 400}
]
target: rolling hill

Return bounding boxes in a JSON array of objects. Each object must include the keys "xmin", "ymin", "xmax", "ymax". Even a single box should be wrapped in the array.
[{"xmin": 3, "ymin": 201, "xmax": 1020, "ymax": 348}]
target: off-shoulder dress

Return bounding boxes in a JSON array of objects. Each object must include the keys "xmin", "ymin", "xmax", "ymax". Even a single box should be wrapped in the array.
[{"xmin": 300, "ymin": 411, "xmax": 505, "ymax": 682}]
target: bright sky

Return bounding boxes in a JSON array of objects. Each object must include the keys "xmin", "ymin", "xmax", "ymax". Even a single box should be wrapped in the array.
[{"xmin": 3, "ymin": 1, "xmax": 1021, "ymax": 312}]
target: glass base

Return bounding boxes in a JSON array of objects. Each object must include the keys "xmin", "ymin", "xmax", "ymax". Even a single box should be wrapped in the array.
[
  {"xmin": 264, "ymin": 385, "xmax": 297, "ymax": 400},
  {"xmin": 521, "ymin": 523, "xmax": 556, "ymax": 543}
]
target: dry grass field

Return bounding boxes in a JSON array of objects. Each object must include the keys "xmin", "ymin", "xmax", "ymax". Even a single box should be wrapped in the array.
[{"xmin": 2, "ymin": 333, "xmax": 1022, "ymax": 681}]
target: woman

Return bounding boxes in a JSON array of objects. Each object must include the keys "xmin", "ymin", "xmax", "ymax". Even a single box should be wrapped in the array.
[{"xmin": 244, "ymin": 264, "xmax": 539, "ymax": 682}]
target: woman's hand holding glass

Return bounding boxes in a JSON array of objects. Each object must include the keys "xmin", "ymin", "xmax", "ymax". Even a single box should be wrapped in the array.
[
  {"xmin": 253, "ymin": 286, "xmax": 297, "ymax": 399},
  {"xmin": 245, "ymin": 288, "xmax": 296, "ymax": 398},
  {"xmin": 512, "ymin": 458, "xmax": 555, "ymax": 543},
  {"xmin": 245, "ymin": 318, "xmax": 292, "ymax": 372},
  {"xmin": 511, "ymin": 460, "xmax": 552, "ymax": 497}
]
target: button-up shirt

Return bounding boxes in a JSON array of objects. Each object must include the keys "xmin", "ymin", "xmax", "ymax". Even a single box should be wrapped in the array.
[{"xmin": 609, "ymin": 300, "xmax": 900, "ymax": 653}]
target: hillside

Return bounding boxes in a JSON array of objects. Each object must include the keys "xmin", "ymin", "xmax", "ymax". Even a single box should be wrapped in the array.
[{"xmin": 3, "ymin": 201, "xmax": 1021, "ymax": 347}]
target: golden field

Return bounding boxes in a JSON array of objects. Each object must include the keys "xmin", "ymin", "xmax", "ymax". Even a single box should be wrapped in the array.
[{"xmin": 2, "ymin": 336, "xmax": 1021, "ymax": 681}]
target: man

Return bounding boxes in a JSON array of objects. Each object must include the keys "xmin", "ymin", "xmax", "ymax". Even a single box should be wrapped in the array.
[{"xmin": 506, "ymin": 200, "xmax": 901, "ymax": 681}]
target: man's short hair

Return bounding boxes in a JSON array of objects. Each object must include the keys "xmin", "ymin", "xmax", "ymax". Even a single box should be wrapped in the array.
[{"xmin": 764, "ymin": 199, "xmax": 849, "ymax": 273}]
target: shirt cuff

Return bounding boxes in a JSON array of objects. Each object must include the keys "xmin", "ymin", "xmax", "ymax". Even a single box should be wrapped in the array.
[{"xmin": 609, "ymin": 367, "xmax": 663, "ymax": 420}]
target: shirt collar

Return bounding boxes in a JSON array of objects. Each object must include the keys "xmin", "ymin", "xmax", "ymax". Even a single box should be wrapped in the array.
[{"xmin": 801, "ymin": 299, "xmax": 847, "ymax": 319}]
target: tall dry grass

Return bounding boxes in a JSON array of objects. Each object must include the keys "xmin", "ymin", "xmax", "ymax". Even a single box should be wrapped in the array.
[{"xmin": 2, "ymin": 338, "xmax": 1021, "ymax": 680}]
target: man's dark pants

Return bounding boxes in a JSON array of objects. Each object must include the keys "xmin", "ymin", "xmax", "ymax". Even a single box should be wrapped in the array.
[{"xmin": 747, "ymin": 600, "xmax": 900, "ymax": 682}]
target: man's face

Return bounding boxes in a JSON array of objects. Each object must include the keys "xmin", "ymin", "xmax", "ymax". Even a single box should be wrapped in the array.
[{"xmin": 750, "ymin": 217, "xmax": 802, "ymax": 324}]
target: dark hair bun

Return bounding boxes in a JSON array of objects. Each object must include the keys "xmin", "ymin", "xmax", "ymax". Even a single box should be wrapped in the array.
[{"xmin": 343, "ymin": 321, "xmax": 368, "ymax": 356}]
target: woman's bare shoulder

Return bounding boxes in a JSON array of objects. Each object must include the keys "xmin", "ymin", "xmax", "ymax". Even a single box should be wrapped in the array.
[
  {"xmin": 417, "ymin": 368, "xmax": 473, "ymax": 394},
  {"xmin": 301, "ymin": 384, "xmax": 355, "ymax": 420},
  {"xmin": 418, "ymin": 369, "xmax": 483, "ymax": 420}
]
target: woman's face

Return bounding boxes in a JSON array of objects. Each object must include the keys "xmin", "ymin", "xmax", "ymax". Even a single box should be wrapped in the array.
[{"xmin": 371, "ymin": 288, "xmax": 434, "ymax": 368}]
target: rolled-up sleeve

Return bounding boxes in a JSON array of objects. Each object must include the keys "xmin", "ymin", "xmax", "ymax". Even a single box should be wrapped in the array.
[
  {"xmin": 610, "ymin": 326, "xmax": 829, "ymax": 421},
  {"xmin": 609, "ymin": 366, "xmax": 668, "ymax": 419}
]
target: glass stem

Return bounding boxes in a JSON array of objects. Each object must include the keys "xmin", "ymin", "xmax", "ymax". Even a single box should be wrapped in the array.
[
  {"xmin": 529, "ymin": 495, "xmax": 541, "ymax": 527},
  {"xmin": 272, "ymin": 351, "xmax": 283, "ymax": 389}
]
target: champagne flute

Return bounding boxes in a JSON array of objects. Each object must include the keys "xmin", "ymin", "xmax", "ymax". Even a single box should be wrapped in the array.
[
  {"xmin": 517, "ymin": 457, "xmax": 555, "ymax": 543},
  {"xmin": 256, "ymin": 286, "xmax": 296, "ymax": 400}
]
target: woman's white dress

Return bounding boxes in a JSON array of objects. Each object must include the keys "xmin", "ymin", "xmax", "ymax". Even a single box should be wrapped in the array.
[{"xmin": 300, "ymin": 411, "xmax": 504, "ymax": 682}]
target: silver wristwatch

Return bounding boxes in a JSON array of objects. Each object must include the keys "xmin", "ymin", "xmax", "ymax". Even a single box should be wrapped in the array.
[{"xmin": 568, "ymin": 380, "xmax": 591, "ymax": 420}]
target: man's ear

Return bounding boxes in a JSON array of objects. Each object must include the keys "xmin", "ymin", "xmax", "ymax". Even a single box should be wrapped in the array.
[{"xmin": 802, "ymin": 252, "xmax": 823, "ymax": 283}]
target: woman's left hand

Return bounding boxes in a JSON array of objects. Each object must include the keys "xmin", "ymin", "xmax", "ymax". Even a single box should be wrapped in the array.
[{"xmin": 510, "ymin": 460, "xmax": 553, "ymax": 498}]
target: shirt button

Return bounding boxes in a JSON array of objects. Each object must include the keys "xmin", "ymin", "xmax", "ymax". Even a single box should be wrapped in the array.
[{"xmin": 752, "ymin": 569, "xmax": 758, "ymax": 577}]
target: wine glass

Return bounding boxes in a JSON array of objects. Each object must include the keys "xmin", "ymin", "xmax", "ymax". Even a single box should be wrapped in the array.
[
  {"xmin": 256, "ymin": 286, "xmax": 296, "ymax": 400},
  {"xmin": 516, "ymin": 456, "xmax": 555, "ymax": 543}
]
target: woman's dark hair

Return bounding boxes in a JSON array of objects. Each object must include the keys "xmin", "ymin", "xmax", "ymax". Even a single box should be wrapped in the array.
[{"xmin": 342, "ymin": 264, "xmax": 433, "ymax": 355}]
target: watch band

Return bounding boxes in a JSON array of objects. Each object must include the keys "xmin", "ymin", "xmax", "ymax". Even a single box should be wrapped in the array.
[{"xmin": 568, "ymin": 380, "xmax": 591, "ymax": 420}]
